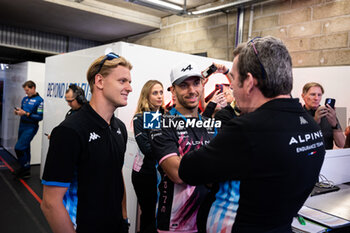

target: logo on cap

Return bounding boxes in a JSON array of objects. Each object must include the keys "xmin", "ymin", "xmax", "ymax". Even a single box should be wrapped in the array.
[{"xmin": 181, "ymin": 65, "xmax": 193, "ymax": 72}]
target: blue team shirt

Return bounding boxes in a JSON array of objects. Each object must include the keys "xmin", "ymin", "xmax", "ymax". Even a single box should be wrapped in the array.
[{"xmin": 20, "ymin": 93, "xmax": 43, "ymax": 123}]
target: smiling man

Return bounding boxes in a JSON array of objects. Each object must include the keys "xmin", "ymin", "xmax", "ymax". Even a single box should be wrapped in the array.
[
  {"xmin": 41, "ymin": 53, "xmax": 132, "ymax": 233},
  {"xmin": 179, "ymin": 37, "xmax": 325, "ymax": 233},
  {"xmin": 150, "ymin": 61, "xmax": 217, "ymax": 233}
]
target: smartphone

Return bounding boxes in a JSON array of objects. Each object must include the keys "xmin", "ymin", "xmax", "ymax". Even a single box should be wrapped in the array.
[
  {"xmin": 215, "ymin": 84, "xmax": 224, "ymax": 94},
  {"xmin": 202, "ymin": 64, "xmax": 217, "ymax": 79},
  {"xmin": 325, "ymin": 98, "xmax": 335, "ymax": 109},
  {"xmin": 44, "ymin": 133, "xmax": 49, "ymax": 136}
]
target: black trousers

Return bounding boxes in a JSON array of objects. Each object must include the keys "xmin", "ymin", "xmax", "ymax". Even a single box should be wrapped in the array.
[{"xmin": 132, "ymin": 171, "xmax": 158, "ymax": 233}]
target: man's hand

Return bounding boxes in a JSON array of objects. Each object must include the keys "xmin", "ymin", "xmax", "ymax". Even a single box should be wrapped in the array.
[
  {"xmin": 324, "ymin": 104, "xmax": 338, "ymax": 127},
  {"xmin": 211, "ymin": 91, "xmax": 226, "ymax": 110},
  {"xmin": 314, "ymin": 106, "xmax": 327, "ymax": 124},
  {"xmin": 213, "ymin": 63, "xmax": 229, "ymax": 74},
  {"xmin": 15, "ymin": 108, "xmax": 27, "ymax": 116}
]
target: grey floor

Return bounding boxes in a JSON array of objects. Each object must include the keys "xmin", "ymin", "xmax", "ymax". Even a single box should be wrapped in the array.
[{"xmin": 0, "ymin": 147, "xmax": 52, "ymax": 233}]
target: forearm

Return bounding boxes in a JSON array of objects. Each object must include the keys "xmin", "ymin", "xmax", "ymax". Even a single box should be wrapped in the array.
[
  {"xmin": 161, "ymin": 155, "xmax": 184, "ymax": 184},
  {"xmin": 41, "ymin": 200, "xmax": 75, "ymax": 233},
  {"xmin": 122, "ymin": 176, "xmax": 127, "ymax": 219},
  {"xmin": 202, "ymin": 102, "xmax": 217, "ymax": 118},
  {"xmin": 333, "ymin": 130, "xmax": 345, "ymax": 148},
  {"xmin": 28, "ymin": 112, "xmax": 43, "ymax": 121}
]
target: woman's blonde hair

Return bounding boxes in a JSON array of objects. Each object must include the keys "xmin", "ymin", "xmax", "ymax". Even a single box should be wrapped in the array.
[{"xmin": 135, "ymin": 80, "xmax": 164, "ymax": 114}]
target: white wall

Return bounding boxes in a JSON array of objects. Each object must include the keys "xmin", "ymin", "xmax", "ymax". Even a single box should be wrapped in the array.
[
  {"xmin": 0, "ymin": 62, "xmax": 45, "ymax": 165},
  {"xmin": 27, "ymin": 62, "xmax": 45, "ymax": 164},
  {"xmin": 0, "ymin": 62, "xmax": 27, "ymax": 152}
]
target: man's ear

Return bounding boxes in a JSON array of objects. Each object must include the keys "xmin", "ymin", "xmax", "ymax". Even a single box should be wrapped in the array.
[
  {"xmin": 244, "ymin": 72, "xmax": 256, "ymax": 95},
  {"xmin": 94, "ymin": 74, "xmax": 104, "ymax": 90},
  {"xmin": 170, "ymin": 85, "xmax": 175, "ymax": 96}
]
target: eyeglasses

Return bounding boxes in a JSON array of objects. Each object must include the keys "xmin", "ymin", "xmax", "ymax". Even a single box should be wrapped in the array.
[
  {"xmin": 248, "ymin": 37, "xmax": 267, "ymax": 80},
  {"xmin": 95, "ymin": 52, "xmax": 120, "ymax": 75},
  {"xmin": 65, "ymin": 98, "xmax": 75, "ymax": 103}
]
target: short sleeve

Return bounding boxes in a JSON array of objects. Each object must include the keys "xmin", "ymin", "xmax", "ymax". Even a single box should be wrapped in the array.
[
  {"xmin": 150, "ymin": 123, "xmax": 179, "ymax": 164},
  {"xmin": 42, "ymin": 126, "xmax": 80, "ymax": 187}
]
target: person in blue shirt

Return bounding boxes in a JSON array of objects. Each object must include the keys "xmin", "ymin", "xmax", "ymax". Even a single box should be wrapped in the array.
[{"xmin": 14, "ymin": 80, "xmax": 43, "ymax": 179}]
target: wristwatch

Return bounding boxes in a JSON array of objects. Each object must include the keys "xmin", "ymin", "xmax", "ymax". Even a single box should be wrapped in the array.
[{"xmin": 332, "ymin": 123, "xmax": 339, "ymax": 129}]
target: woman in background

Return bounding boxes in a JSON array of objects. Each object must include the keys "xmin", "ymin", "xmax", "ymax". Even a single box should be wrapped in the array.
[{"xmin": 132, "ymin": 80, "xmax": 164, "ymax": 233}]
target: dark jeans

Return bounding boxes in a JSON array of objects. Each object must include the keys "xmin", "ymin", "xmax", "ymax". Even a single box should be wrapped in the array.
[{"xmin": 132, "ymin": 170, "xmax": 158, "ymax": 233}]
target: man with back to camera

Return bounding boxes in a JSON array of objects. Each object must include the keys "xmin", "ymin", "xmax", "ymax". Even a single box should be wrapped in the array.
[
  {"xmin": 302, "ymin": 82, "xmax": 345, "ymax": 149},
  {"xmin": 178, "ymin": 36, "xmax": 326, "ymax": 233},
  {"xmin": 13, "ymin": 80, "xmax": 43, "ymax": 179},
  {"xmin": 150, "ymin": 61, "xmax": 218, "ymax": 232},
  {"xmin": 41, "ymin": 52, "xmax": 132, "ymax": 233}
]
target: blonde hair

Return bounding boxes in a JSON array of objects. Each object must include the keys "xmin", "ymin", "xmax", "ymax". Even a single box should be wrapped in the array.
[
  {"xmin": 135, "ymin": 80, "xmax": 164, "ymax": 114},
  {"xmin": 86, "ymin": 54, "xmax": 132, "ymax": 93},
  {"xmin": 302, "ymin": 82, "xmax": 324, "ymax": 95}
]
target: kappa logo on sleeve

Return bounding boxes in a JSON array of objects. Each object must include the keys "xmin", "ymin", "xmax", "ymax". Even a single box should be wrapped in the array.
[
  {"xmin": 116, "ymin": 128, "xmax": 121, "ymax": 135},
  {"xmin": 143, "ymin": 111, "xmax": 161, "ymax": 129}
]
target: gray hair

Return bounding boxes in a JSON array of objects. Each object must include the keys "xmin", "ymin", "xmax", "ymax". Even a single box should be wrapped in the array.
[{"xmin": 238, "ymin": 36, "xmax": 293, "ymax": 98}]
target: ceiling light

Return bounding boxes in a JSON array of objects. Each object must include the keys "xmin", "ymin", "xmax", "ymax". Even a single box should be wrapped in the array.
[
  {"xmin": 127, "ymin": 0, "xmax": 183, "ymax": 12},
  {"xmin": 191, "ymin": 0, "xmax": 260, "ymax": 15}
]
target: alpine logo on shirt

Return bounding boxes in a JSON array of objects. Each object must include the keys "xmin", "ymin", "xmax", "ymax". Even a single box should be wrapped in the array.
[
  {"xmin": 89, "ymin": 132, "xmax": 100, "ymax": 142},
  {"xmin": 299, "ymin": 116, "xmax": 308, "ymax": 125},
  {"xmin": 289, "ymin": 129, "xmax": 324, "ymax": 154}
]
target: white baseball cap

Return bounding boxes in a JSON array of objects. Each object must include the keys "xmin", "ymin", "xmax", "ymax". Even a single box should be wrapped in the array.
[{"xmin": 170, "ymin": 61, "xmax": 203, "ymax": 86}]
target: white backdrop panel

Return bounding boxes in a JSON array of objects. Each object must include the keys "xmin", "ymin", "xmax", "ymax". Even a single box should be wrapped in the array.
[{"xmin": 1, "ymin": 62, "xmax": 44, "ymax": 164}]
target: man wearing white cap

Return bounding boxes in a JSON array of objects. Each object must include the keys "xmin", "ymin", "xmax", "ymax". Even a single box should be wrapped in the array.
[{"xmin": 150, "ymin": 61, "xmax": 218, "ymax": 232}]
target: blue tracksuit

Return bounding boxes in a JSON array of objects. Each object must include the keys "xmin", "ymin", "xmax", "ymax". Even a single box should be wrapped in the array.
[{"xmin": 15, "ymin": 93, "xmax": 43, "ymax": 168}]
